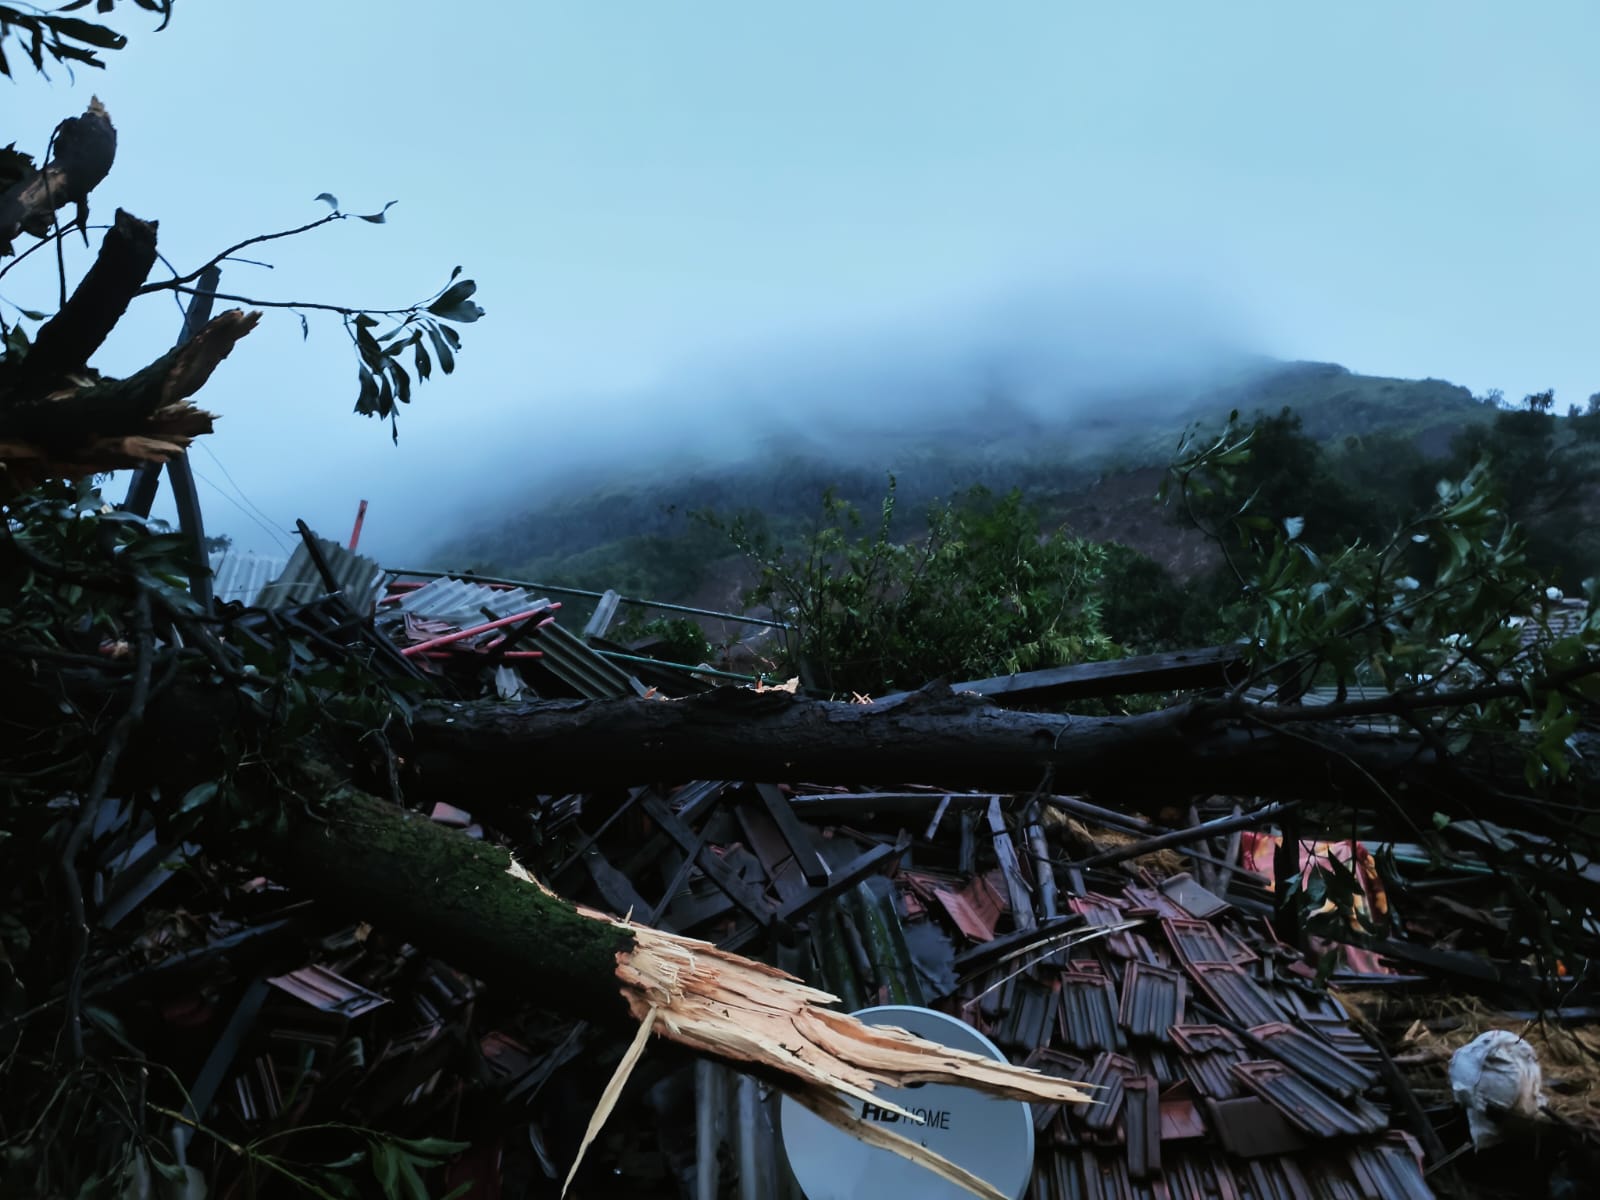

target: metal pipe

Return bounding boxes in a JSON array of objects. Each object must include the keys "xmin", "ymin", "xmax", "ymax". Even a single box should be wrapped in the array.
[
  {"xmin": 590, "ymin": 648, "xmax": 778, "ymax": 685},
  {"xmin": 348, "ymin": 499, "xmax": 369, "ymax": 551},
  {"xmin": 384, "ymin": 567, "xmax": 794, "ymax": 630},
  {"xmin": 418, "ymin": 650, "xmax": 543, "ymax": 660},
  {"xmin": 398, "ymin": 609, "xmax": 556, "ymax": 657}
]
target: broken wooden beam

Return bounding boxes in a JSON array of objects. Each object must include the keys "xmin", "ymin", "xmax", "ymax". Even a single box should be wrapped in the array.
[{"xmin": 1071, "ymin": 802, "xmax": 1296, "ymax": 871}]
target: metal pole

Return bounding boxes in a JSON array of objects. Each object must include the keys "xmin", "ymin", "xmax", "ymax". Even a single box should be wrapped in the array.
[
  {"xmin": 348, "ymin": 499, "xmax": 368, "ymax": 551},
  {"xmin": 122, "ymin": 264, "xmax": 221, "ymax": 610}
]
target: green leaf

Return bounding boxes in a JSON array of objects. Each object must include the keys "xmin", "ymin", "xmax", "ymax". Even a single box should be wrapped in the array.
[
  {"xmin": 370, "ymin": 1142, "xmax": 400, "ymax": 1199},
  {"xmin": 426, "ymin": 279, "xmax": 484, "ymax": 323},
  {"xmin": 358, "ymin": 200, "xmax": 398, "ymax": 224},
  {"xmin": 424, "ymin": 323, "xmax": 455, "ymax": 374},
  {"xmin": 178, "ymin": 781, "xmax": 218, "ymax": 813},
  {"xmin": 42, "ymin": 16, "xmax": 126, "ymax": 49},
  {"xmin": 395, "ymin": 1155, "xmax": 429, "ymax": 1200},
  {"xmin": 355, "ymin": 365, "xmax": 379, "ymax": 415},
  {"xmin": 314, "ymin": 192, "xmax": 340, "ymax": 211},
  {"xmin": 389, "ymin": 1137, "xmax": 469, "ymax": 1161},
  {"xmin": 390, "ymin": 359, "xmax": 411, "ymax": 405}
]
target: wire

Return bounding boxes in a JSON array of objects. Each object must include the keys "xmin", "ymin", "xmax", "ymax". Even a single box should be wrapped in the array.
[
  {"xmin": 194, "ymin": 443, "xmax": 295, "ymax": 546},
  {"xmin": 187, "ymin": 452, "xmax": 293, "ymax": 555}
]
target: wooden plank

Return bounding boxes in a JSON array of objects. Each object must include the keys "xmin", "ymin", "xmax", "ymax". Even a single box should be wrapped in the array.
[
  {"xmin": 640, "ymin": 792, "xmax": 773, "ymax": 927},
  {"xmin": 581, "ymin": 845, "xmax": 652, "ymax": 920},
  {"xmin": 734, "ymin": 800, "xmax": 808, "ymax": 905},
  {"xmin": 787, "ymin": 792, "xmax": 1000, "ymax": 818},
  {"xmin": 778, "ymin": 835, "xmax": 910, "ymax": 924},
  {"xmin": 722, "ymin": 835, "xmax": 912, "ymax": 953},
  {"xmin": 988, "ymin": 796, "xmax": 1037, "ymax": 932},
  {"xmin": 753, "ymin": 783, "xmax": 828, "ymax": 885}
]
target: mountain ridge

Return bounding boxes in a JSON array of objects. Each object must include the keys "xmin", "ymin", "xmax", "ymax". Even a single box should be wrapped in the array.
[{"xmin": 428, "ymin": 358, "xmax": 1491, "ymax": 605}]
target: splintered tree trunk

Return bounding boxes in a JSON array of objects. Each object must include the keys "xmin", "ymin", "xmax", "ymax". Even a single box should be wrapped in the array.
[{"xmin": 261, "ymin": 788, "xmax": 1093, "ymax": 1200}]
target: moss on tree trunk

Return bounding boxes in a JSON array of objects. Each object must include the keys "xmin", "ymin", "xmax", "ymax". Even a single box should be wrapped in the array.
[{"xmin": 261, "ymin": 787, "xmax": 638, "ymax": 1026}]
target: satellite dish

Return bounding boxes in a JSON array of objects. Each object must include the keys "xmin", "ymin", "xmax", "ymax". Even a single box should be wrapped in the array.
[{"xmin": 779, "ymin": 1005, "xmax": 1034, "ymax": 1200}]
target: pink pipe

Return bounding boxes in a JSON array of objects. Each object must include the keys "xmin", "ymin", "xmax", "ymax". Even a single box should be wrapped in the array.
[
  {"xmin": 420, "ymin": 650, "xmax": 545, "ymax": 660},
  {"xmin": 399, "ymin": 607, "xmax": 558, "ymax": 657}
]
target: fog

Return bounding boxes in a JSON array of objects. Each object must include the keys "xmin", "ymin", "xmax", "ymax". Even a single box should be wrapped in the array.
[{"xmin": 435, "ymin": 278, "xmax": 1261, "ymax": 539}]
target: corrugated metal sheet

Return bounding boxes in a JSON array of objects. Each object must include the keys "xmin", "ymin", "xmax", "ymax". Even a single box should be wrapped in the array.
[
  {"xmin": 378, "ymin": 576, "xmax": 645, "ymax": 697},
  {"xmin": 262, "ymin": 536, "xmax": 385, "ymax": 614},
  {"xmin": 210, "ymin": 537, "xmax": 384, "ymax": 613},
  {"xmin": 208, "ymin": 552, "xmax": 288, "ymax": 607},
  {"xmin": 535, "ymin": 620, "xmax": 649, "ymax": 699},
  {"xmin": 387, "ymin": 576, "xmax": 547, "ymax": 628}
]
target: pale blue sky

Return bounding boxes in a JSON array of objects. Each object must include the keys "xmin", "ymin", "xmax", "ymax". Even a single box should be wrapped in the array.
[{"xmin": 6, "ymin": 2, "xmax": 1598, "ymax": 556}]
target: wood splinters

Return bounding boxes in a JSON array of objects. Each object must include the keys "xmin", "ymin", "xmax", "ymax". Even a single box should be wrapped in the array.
[{"xmin": 501, "ymin": 862, "xmax": 1093, "ymax": 1197}]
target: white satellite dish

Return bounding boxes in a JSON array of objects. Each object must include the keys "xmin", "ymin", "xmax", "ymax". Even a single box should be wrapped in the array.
[{"xmin": 779, "ymin": 1005, "xmax": 1034, "ymax": 1200}]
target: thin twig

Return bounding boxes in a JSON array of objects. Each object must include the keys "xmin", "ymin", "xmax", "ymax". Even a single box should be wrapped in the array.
[
  {"xmin": 0, "ymin": 220, "xmax": 108, "ymax": 283},
  {"xmin": 169, "ymin": 284, "xmax": 417, "ymax": 318},
  {"xmin": 133, "ymin": 212, "xmax": 343, "ymax": 295}
]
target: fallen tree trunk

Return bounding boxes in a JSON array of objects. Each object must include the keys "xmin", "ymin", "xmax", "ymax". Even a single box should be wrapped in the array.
[
  {"xmin": 260, "ymin": 786, "xmax": 1094, "ymax": 1199},
  {"xmin": 23, "ymin": 666, "xmax": 1576, "ymax": 835},
  {"xmin": 409, "ymin": 686, "xmax": 1471, "ymax": 823}
]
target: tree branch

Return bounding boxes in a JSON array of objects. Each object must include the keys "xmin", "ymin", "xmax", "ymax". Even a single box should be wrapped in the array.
[
  {"xmin": 0, "ymin": 100, "xmax": 116, "ymax": 255},
  {"xmin": 167, "ymin": 285, "xmax": 416, "ymax": 318},
  {"xmin": 133, "ymin": 211, "xmax": 343, "ymax": 295},
  {"xmin": 0, "ymin": 308, "xmax": 259, "ymax": 487},
  {"xmin": 3, "ymin": 208, "xmax": 157, "ymax": 396}
]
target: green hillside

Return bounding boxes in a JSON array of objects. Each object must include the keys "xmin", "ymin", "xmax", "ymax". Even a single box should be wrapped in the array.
[{"xmin": 428, "ymin": 359, "xmax": 1495, "ymax": 606}]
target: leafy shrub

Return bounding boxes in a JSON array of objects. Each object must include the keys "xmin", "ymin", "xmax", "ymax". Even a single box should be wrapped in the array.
[{"xmin": 701, "ymin": 480, "xmax": 1113, "ymax": 696}]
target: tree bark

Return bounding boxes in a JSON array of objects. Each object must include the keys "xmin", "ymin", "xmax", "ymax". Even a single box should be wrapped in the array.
[
  {"xmin": 5, "ymin": 208, "xmax": 157, "ymax": 397},
  {"xmin": 409, "ymin": 686, "xmax": 1444, "ymax": 813},
  {"xmin": 12, "ymin": 656, "xmax": 1564, "ymax": 834},
  {"xmin": 16, "ymin": 662, "xmax": 1578, "ymax": 836}
]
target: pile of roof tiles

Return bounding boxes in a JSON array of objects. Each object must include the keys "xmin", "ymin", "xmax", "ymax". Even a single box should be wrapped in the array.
[
  {"xmin": 946, "ymin": 885, "xmax": 1428, "ymax": 1199},
  {"xmin": 534, "ymin": 777, "xmax": 1436, "ymax": 1200}
]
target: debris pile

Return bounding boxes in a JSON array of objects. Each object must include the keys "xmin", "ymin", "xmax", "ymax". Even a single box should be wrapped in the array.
[{"xmin": 24, "ymin": 545, "xmax": 1600, "ymax": 1198}]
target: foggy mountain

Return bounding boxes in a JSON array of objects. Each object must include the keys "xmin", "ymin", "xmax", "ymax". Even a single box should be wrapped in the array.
[{"xmin": 424, "ymin": 324, "xmax": 1484, "ymax": 608}]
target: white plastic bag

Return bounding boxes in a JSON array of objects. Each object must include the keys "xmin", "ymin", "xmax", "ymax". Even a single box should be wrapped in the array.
[{"xmin": 1448, "ymin": 1029, "xmax": 1544, "ymax": 1148}]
